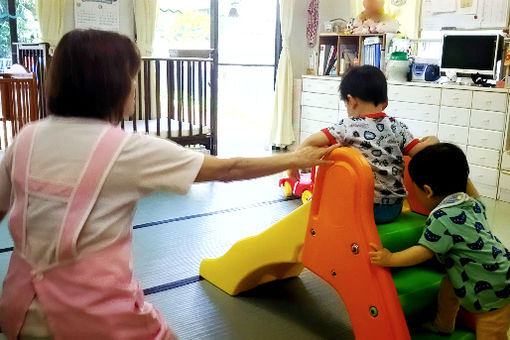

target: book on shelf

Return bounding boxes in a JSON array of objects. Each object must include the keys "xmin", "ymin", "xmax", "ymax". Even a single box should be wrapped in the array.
[
  {"xmin": 361, "ymin": 37, "xmax": 382, "ymax": 68},
  {"xmin": 318, "ymin": 44, "xmax": 328, "ymax": 76},
  {"xmin": 339, "ymin": 45, "xmax": 358, "ymax": 75},
  {"xmin": 325, "ymin": 45, "xmax": 337, "ymax": 76},
  {"xmin": 318, "ymin": 44, "xmax": 337, "ymax": 76}
]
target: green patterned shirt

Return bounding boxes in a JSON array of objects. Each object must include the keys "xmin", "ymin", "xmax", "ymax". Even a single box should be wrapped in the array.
[{"xmin": 418, "ymin": 193, "xmax": 510, "ymax": 313}]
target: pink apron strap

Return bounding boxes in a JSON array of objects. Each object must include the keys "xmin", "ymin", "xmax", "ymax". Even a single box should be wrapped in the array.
[
  {"xmin": 9, "ymin": 124, "xmax": 37, "ymax": 252},
  {"xmin": 58, "ymin": 126, "xmax": 127, "ymax": 261}
]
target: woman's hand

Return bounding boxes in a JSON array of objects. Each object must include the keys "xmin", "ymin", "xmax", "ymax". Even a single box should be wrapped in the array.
[{"xmin": 290, "ymin": 144, "xmax": 339, "ymax": 169}]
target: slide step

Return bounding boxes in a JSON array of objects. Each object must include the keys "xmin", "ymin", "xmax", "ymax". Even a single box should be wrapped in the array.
[{"xmin": 377, "ymin": 212, "xmax": 427, "ymax": 253}]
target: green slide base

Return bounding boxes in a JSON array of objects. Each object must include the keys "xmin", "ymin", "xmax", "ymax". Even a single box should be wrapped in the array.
[
  {"xmin": 377, "ymin": 212, "xmax": 428, "ymax": 253},
  {"xmin": 393, "ymin": 266, "xmax": 444, "ymax": 318},
  {"xmin": 378, "ymin": 213, "xmax": 475, "ymax": 339}
]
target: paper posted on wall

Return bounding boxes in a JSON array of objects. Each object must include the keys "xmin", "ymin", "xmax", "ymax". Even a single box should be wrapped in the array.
[
  {"xmin": 457, "ymin": 0, "xmax": 478, "ymax": 15},
  {"xmin": 74, "ymin": 0, "xmax": 120, "ymax": 32},
  {"xmin": 430, "ymin": 0, "xmax": 456, "ymax": 13}
]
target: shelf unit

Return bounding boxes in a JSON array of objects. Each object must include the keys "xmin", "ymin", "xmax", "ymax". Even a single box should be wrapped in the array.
[{"xmin": 318, "ymin": 33, "xmax": 390, "ymax": 77}]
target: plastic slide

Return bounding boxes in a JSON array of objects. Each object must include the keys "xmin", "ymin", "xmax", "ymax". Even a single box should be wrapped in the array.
[{"xmin": 200, "ymin": 148, "xmax": 475, "ymax": 339}]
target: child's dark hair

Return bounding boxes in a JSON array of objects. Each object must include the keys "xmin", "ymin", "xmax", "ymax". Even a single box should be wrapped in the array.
[
  {"xmin": 408, "ymin": 143, "xmax": 469, "ymax": 197},
  {"xmin": 339, "ymin": 65, "xmax": 388, "ymax": 106},
  {"xmin": 47, "ymin": 29, "xmax": 141, "ymax": 123}
]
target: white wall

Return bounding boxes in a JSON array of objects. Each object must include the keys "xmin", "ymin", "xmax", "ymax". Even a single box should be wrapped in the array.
[
  {"xmin": 62, "ymin": 0, "xmax": 135, "ymax": 40},
  {"xmin": 289, "ymin": 0, "xmax": 350, "ymax": 79}
]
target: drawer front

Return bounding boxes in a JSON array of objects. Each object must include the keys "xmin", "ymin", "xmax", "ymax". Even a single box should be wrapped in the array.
[
  {"xmin": 339, "ymin": 107, "xmax": 348, "ymax": 120},
  {"xmin": 466, "ymin": 146, "xmax": 500, "ymax": 168},
  {"xmin": 387, "ymin": 101, "xmax": 439, "ymax": 122},
  {"xmin": 439, "ymin": 107, "xmax": 471, "ymax": 127},
  {"xmin": 303, "ymin": 78, "xmax": 342, "ymax": 95},
  {"xmin": 399, "ymin": 118, "xmax": 438, "ymax": 138},
  {"xmin": 438, "ymin": 124, "xmax": 468, "ymax": 145},
  {"xmin": 499, "ymin": 171, "xmax": 510, "ymax": 190},
  {"xmin": 388, "ymin": 85, "xmax": 441, "ymax": 105},
  {"xmin": 502, "ymin": 152, "xmax": 510, "ymax": 170},
  {"xmin": 301, "ymin": 106, "xmax": 341, "ymax": 124},
  {"xmin": 470, "ymin": 165, "xmax": 499, "ymax": 186},
  {"xmin": 301, "ymin": 118, "xmax": 331, "ymax": 134},
  {"xmin": 472, "ymin": 91, "xmax": 507, "ymax": 112},
  {"xmin": 473, "ymin": 182, "xmax": 498, "ymax": 199},
  {"xmin": 441, "ymin": 89, "xmax": 472, "ymax": 109},
  {"xmin": 468, "ymin": 128, "xmax": 503, "ymax": 150},
  {"xmin": 456, "ymin": 143, "xmax": 468, "ymax": 154},
  {"xmin": 301, "ymin": 92, "xmax": 339, "ymax": 110},
  {"xmin": 470, "ymin": 110, "xmax": 506, "ymax": 131},
  {"xmin": 498, "ymin": 172, "xmax": 510, "ymax": 202}
]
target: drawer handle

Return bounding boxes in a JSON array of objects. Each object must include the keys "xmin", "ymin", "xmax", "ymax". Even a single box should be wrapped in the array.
[
  {"xmin": 481, "ymin": 138, "xmax": 488, "ymax": 141},
  {"xmin": 453, "ymin": 97, "xmax": 459, "ymax": 101},
  {"xmin": 482, "ymin": 119, "xmax": 490, "ymax": 123},
  {"xmin": 477, "ymin": 175, "xmax": 484, "ymax": 178},
  {"xmin": 449, "ymin": 133, "xmax": 455, "ymax": 137},
  {"xmin": 425, "ymin": 95, "xmax": 432, "ymax": 98},
  {"xmin": 485, "ymin": 101, "xmax": 492, "ymax": 105},
  {"xmin": 479, "ymin": 157, "xmax": 486, "ymax": 160}
]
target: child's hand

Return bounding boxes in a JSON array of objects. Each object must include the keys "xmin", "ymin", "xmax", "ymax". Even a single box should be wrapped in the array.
[
  {"xmin": 289, "ymin": 168, "xmax": 300, "ymax": 182},
  {"xmin": 369, "ymin": 243, "xmax": 393, "ymax": 267}
]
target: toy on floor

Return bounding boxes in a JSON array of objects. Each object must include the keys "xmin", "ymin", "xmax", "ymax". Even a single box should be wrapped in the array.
[
  {"xmin": 278, "ymin": 167, "xmax": 315, "ymax": 204},
  {"xmin": 200, "ymin": 148, "xmax": 476, "ymax": 339}
]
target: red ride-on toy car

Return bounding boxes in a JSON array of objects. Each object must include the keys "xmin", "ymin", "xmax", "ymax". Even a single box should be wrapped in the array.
[{"xmin": 278, "ymin": 167, "xmax": 316, "ymax": 204}]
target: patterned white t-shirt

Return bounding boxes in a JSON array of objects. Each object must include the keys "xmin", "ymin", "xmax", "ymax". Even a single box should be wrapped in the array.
[{"xmin": 322, "ymin": 112, "xmax": 419, "ymax": 205}]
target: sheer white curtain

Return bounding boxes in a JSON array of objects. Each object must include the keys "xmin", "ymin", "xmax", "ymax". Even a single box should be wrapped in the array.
[
  {"xmin": 133, "ymin": 0, "xmax": 159, "ymax": 56},
  {"xmin": 133, "ymin": 0, "xmax": 159, "ymax": 118},
  {"xmin": 270, "ymin": 0, "xmax": 295, "ymax": 147},
  {"xmin": 36, "ymin": 0, "xmax": 65, "ymax": 48}
]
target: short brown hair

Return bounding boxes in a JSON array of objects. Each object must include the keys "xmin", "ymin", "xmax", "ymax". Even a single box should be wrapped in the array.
[{"xmin": 47, "ymin": 29, "xmax": 141, "ymax": 122}]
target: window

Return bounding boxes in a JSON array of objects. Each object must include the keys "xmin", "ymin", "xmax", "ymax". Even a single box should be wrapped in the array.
[
  {"xmin": 0, "ymin": 0, "xmax": 40, "ymax": 71},
  {"xmin": 153, "ymin": 0, "xmax": 210, "ymax": 56}
]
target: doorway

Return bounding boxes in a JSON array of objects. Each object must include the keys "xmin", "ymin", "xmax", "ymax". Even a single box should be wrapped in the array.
[{"xmin": 217, "ymin": 0, "xmax": 278, "ymax": 157}]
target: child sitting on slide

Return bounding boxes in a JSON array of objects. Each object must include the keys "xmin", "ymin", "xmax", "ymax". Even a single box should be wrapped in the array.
[
  {"xmin": 370, "ymin": 143, "xmax": 510, "ymax": 339},
  {"xmin": 291, "ymin": 65, "xmax": 438, "ymax": 223}
]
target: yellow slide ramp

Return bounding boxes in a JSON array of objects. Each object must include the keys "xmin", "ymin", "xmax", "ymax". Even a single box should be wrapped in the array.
[{"xmin": 199, "ymin": 201, "xmax": 310, "ymax": 296}]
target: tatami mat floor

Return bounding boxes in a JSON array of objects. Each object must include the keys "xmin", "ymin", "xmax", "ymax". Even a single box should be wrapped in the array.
[{"xmin": 0, "ymin": 173, "xmax": 508, "ymax": 338}]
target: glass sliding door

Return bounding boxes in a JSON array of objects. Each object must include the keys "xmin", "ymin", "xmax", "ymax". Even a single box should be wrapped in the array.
[{"xmin": 217, "ymin": 0, "xmax": 277, "ymax": 156}]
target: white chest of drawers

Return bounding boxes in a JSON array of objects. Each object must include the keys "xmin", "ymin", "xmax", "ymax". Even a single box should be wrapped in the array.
[
  {"xmin": 300, "ymin": 77, "xmax": 347, "ymax": 142},
  {"xmin": 301, "ymin": 76, "xmax": 510, "ymax": 200}
]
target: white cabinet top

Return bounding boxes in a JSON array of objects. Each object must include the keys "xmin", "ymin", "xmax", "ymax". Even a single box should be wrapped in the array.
[
  {"xmin": 302, "ymin": 76, "xmax": 510, "ymax": 94},
  {"xmin": 387, "ymin": 81, "xmax": 509, "ymax": 94}
]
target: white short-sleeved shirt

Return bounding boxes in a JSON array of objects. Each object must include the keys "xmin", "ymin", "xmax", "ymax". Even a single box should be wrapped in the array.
[
  {"xmin": 0, "ymin": 116, "xmax": 205, "ymax": 336},
  {"xmin": 322, "ymin": 113, "xmax": 419, "ymax": 205}
]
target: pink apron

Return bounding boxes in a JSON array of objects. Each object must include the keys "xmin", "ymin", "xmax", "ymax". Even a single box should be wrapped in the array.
[{"xmin": 0, "ymin": 123, "xmax": 175, "ymax": 340}]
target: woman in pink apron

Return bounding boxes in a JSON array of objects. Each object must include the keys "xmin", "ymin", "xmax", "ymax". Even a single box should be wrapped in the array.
[{"xmin": 0, "ymin": 30, "xmax": 335, "ymax": 340}]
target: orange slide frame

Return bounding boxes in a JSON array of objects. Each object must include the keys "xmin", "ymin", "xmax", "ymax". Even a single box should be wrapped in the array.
[
  {"xmin": 200, "ymin": 148, "xmax": 433, "ymax": 339},
  {"xmin": 301, "ymin": 149, "xmax": 428, "ymax": 339}
]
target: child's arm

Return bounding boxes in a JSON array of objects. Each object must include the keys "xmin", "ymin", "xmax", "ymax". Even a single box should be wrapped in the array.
[
  {"xmin": 369, "ymin": 243, "xmax": 434, "ymax": 267},
  {"xmin": 406, "ymin": 136, "xmax": 440, "ymax": 157},
  {"xmin": 289, "ymin": 132, "xmax": 332, "ymax": 181}
]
